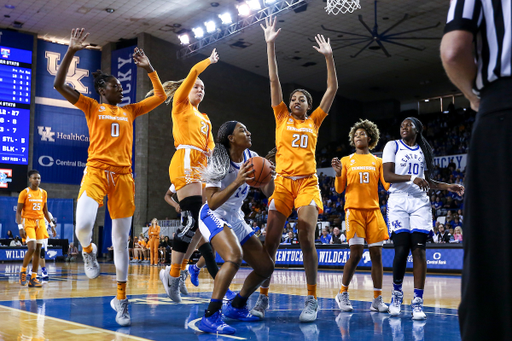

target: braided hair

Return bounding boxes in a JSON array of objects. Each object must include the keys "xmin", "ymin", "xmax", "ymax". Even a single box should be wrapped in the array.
[
  {"xmin": 200, "ymin": 121, "xmax": 238, "ymax": 184},
  {"xmin": 404, "ymin": 117, "xmax": 435, "ymax": 181},
  {"xmin": 92, "ymin": 70, "xmax": 115, "ymax": 95}
]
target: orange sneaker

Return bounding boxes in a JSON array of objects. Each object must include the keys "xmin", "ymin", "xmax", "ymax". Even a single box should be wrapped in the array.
[
  {"xmin": 19, "ymin": 271, "xmax": 27, "ymax": 286},
  {"xmin": 28, "ymin": 276, "xmax": 43, "ymax": 288}
]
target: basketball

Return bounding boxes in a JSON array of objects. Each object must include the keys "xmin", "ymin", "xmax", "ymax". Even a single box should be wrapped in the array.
[{"xmin": 246, "ymin": 156, "xmax": 273, "ymax": 188}]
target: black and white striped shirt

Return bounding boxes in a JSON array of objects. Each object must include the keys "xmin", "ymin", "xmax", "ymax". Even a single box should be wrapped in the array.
[{"xmin": 445, "ymin": 0, "xmax": 511, "ymax": 91}]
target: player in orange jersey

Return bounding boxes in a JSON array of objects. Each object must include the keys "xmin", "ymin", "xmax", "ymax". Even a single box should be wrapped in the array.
[
  {"xmin": 16, "ymin": 170, "xmax": 55, "ymax": 288},
  {"xmin": 251, "ymin": 17, "xmax": 338, "ymax": 322},
  {"xmin": 148, "ymin": 218, "xmax": 160, "ymax": 265},
  {"xmin": 53, "ymin": 28, "xmax": 166, "ymax": 326},
  {"xmin": 153, "ymin": 49, "xmax": 222, "ymax": 303},
  {"xmin": 331, "ymin": 119, "xmax": 390, "ymax": 314}
]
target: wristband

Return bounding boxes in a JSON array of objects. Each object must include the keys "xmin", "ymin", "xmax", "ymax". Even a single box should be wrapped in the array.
[
  {"xmin": 18, "ymin": 224, "xmax": 24, "ymax": 230},
  {"xmin": 410, "ymin": 175, "xmax": 417, "ymax": 183}
]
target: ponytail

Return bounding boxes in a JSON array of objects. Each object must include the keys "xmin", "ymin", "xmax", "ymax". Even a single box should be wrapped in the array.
[{"xmin": 146, "ymin": 79, "xmax": 184, "ymax": 105}]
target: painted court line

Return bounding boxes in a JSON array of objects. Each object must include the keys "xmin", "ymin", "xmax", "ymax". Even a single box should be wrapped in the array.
[{"xmin": 0, "ymin": 305, "xmax": 151, "ymax": 341}]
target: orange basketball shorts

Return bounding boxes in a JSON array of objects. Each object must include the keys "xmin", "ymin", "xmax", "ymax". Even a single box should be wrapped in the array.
[
  {"xmin": 345, "ymin": 208, "xmax": 389, "ymax": 245},
  {"xmin": 269, "ymin": 174, "xmax": 324, "ymax": 218},
  {"xmin": 169, "ymin": 148, "xmax": 208, "ymax": 191},
  {"xmin": 22, "ymin": 218, "xmax": 47, "ymax": 243},
  {"xmin": 78, "ymin": 166, "xmax": 135, "ymax": 219}
]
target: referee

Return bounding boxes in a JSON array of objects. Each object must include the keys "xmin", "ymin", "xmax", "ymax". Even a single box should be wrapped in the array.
[{"xmin": 441, "ymin": 1, "xmax": 512, "ymax": 340}]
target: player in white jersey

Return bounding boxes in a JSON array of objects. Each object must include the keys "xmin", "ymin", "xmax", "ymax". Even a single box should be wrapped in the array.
[
  {"xmin": 197, "ymin": 121, "xmax": 274, "ymax": 335},
  {"xmin": 382, "ymin": 117, "xmax": 464, "ymax": 320}
]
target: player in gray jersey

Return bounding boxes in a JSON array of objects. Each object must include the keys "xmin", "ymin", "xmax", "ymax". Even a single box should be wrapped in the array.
[
  {"xmin": 197, "ymin": 121, "xmax": 275, "ymax": 335},
  {"xmin": 382, "ymin": 117, "xmax": 464, "ymax": 320}
]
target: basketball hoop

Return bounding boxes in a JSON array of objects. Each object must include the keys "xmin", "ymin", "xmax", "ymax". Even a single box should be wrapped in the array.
[{"xmin": 325, "ymin": 0, "xmax": 361, "ymax": 15}]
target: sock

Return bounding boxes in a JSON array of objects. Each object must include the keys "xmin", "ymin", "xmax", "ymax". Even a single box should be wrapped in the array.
[
  {"xmin": 205, "ymin": 299, "xmax": 223, "ymax": 317},
  {"xmin": 21, "ymin": 267, "xmax": 27, "ymax": 273},
  {"xmin": 340, "ymin": 284, "xmax": 348, "ymax": 294},
  {"xmin": 31, "ymin": 273, "xmax": 37, "ymax": 279},
  {"xmin": 307, "ymin": 284, "xmax": 317, "ymax": 299},
  {"xmin": 181, "ymin": 259, "xmax": 189, "ymax": 271},
  {"xmin": 414, "ymin": 288, "xmax": 424, "ymax": 299},
  {"xmin": 260, "ymin": 287, "xmax": 269, "ymax": 296},
  {"xmin": 393, "ymin": 283, "xmax": 403, "ymax": 292},
  {"xmin": 170, "ymin": 263, "xmax": 181, "ymax": 278},
  {"xmin": 374, "ymin": 288, "xmax": 382, "ymax": 299},
  {"xmin": 41, "ymin": 267, "xmax": 46, "ymax": 273},
  {"xmin": 192, "ymin": 264, "xmax": 200, "ymax": 272},
  {"xmin": 83, "ymin": 244, "xmax": 93, "ymax": 253},
  {"xmin": 117, "ymin": 282, "xmax": 127, "ymax": 300},
  {"xmin": 231, "ymin": 294, "xmax": 249, "ymax": 309}
]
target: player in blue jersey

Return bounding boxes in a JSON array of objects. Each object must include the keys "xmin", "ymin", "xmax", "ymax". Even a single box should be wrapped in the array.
[
  {"xmin": 382, "ymin": 117, "xmax": 464, "ymax": 319},
  {"xmin": 197, "ymin": 121, "xmax": 275, "ymax": 335}
]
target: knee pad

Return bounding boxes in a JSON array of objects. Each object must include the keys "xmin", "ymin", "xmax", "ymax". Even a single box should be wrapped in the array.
[
  {"xmin": 410, "ymin": 232, "xmax": 428, "ymax": 251},
  {"xmin": 40, "ymin": 247, "xmax": 46, "ymax": 259},
  {"xmin": 173, "ymin": 196, "xmax": 202, "ymax": 253}
]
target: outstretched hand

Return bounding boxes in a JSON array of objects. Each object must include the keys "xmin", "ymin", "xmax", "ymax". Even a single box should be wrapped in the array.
[
  {"xmin": 133, "ymin": 47, "xmax": 154, "ymax": 72},
  {"xmin": 260, "ymin": 16, "xmax": 281, "ymax": 43},
  {"xmin": 209, "ymin": 48, "xmax": 219, "ymax": 64},
  {"xmin": 447, "ymin": 184, "xmax": 465, "ymax": 196},
  {"xmin": 69, "ymin": 28, "xmax": 89, "ymax": 52},
  {"xmin": 313, "ymin": 34, "xmax": 332, "ymax": 56}
]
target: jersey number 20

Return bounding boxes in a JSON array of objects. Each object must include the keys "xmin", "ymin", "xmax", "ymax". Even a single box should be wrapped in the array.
[{"xmin": 292, "ymin": 134, "xmax": 308, "ymax": 148}]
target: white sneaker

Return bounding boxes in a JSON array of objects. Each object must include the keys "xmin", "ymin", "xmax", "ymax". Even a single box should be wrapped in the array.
[
  {"xmin": 335, "ymin": 292, "xmax": 353, "ymax": 312},
  {"xmin": 411, "ymin": 297, "xmax": 427, "ymax": 320},
  {"xmin": 370, "ymin": 295, "xmax": 388, "ymax": 312},
  {"xmin": 388, "ymin": 290, "xmax": 403, "ymax": 316},
  {"xmin": 110, "ymin": 297, "xmax": 131, "ymax": 326},
  {"xmin": 180, "ymin": 269, "xmax": 189, "ymax": 295},
  {"xmin": 299, "ymin": 295, "xmax": 318, "ymax": 322},
  {"xmin": 250, "ymin": 294, "xmax": 269, "ymax": 319},
  {"xmin": 82, "ymin": 243, "xmax": 100, "ymax": 279},
  {"xmin": 159, "ymin": 266, "xmax": 181, "ymax": 302}
]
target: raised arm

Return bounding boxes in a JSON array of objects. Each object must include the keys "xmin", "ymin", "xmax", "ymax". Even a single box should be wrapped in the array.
[
  {"xmin": 53, "ymin": 28, "xmax": 90, "ymax": 105},
  {"xmin": 132, "ymin": 48, "xmax": 167, "ymax": 116},
  {"xmin": 261, "ymin": 17, "xmax": 283, "ymax": 107},
  {"xmin": 174, "ymin": 49, "xmax": 218, "ymax": 104},
  {"xmin": 314, "ymin": 35, "xmax": 338, "ymax": 113}
]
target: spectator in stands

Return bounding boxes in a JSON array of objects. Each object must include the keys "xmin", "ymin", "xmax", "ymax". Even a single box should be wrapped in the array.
[
  {"xmin": 128, "ymin": 236, "xmax": 134, "ymax": 261},
  {"xmin": 252, "ymin": 222, "xmax": 260, "ymax": 234},
  {"xmin": 66, "ymin": 242, "xmax": 79, "ymax": 262},
  {"xmin": 457, "ymin": 209, "xmax": 463, "ymax": 223},
  {"xmin": 451, "ymin": 217, "xmax": 463, "ymax": 229},
  {"xmin": 10, "ymin": 236, "xmax": 22, "ymax": 246},
  {"xmin": 132, "ymin": 237, "xmax": 143, "ymax": 263},
  {"xmin": 282, "ymin": 231, "xmax": 298, "ymax": 244},
  {"xmin": 6, "ymin": 230, "xmax": 14, "ymax": 239},
  {"xmin": 435, "ymin": 224, "xmax": 451, "ymax": 243},
  {"xmin": 164, "ymin": 236, "xmax": 172, "ymax": 264},
  {"xmin": 159, "ymin": 237, "xmax": 167, "ymax": 264},
  {"xmin": 330, "ymin": 227, "xmax": 345, "ymax": 244},
  {"xmin": 453, "ymin": 227, "xmax": 463, "ymax": 243},
  {"xmin": 319, "ymin": 228, "xmax": 332, "ymax": 245},
  {"xmin": 143, "ymin": 237, "xmax": 150, "ymax": 263}
]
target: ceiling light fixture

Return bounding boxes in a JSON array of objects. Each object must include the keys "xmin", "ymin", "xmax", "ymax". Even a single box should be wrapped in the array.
[
  {"xmin": 179, "ymin": 34, "xmax": 190, "ymax": 45},
  {"xmin": 219, "ymin": 12, "xmax": 232, "ymax": 24},
  {"xmin": 237, "ymin": 3, "xmax": 251, "ymax": 16},
  {"xmin": 192, "ymin": 27, "xmax": 204, "ymax": 38},
  {"xmin": 204, "ymin": 20, "xmax": 216, "ymax": 33},
  {"xmin": 247, "ymin": 0, "xmax": 262, "ymax": 11},
  {"xmin": 105, "ymin": 8, "xmax": 115, "ymax": 13}
]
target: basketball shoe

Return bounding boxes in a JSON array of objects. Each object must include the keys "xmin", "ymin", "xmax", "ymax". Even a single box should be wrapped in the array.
[
  {"xmin": 180, "ymin": 269, "xmax": 189, "ymax": 295},
  {"xmin": 111, "ymin": 297, "xmax": 131, "ymax": 326},
  {"xmin": 198, "ymin": 310, "xmax": 236, "ymax": 335},
  {"xmin": 371, "ymin": 295, "xmax": 388, "ymax": 312},
  {"xmin": 411, "ymin": 297, "xmax": 427, "ymax": 320},
  {"xmin": 250, "ymin": 294, "xmax": 269, "ymax": 318},
  {"xmin": 388, "ymin": 290, "xmax": 403, "ymax": 316},
  {"xmin": 335, "ymin": 292, "xmax": 353, "ymax": 311},
  {"xmin": 160, "ymin": 266, "xmax": 181, "ymax": 302},
  {"xmin": 224, "ymin": 301, "xmax": 260, "ymax": 321},
  {"xmin": 82, "ymin": 243, "xmax": 100, "ymax": 279},
  {"xmin": 299, "ymin": 295, "xmax": 318, "ymax": 322},
  {"xmin": 189, "ymin": 264, "xmax": 200, "ymax": 287}
]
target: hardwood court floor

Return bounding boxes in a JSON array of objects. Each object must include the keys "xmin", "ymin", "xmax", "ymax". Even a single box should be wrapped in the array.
[{"xmin": 0, "ymin": 261, "xmax": 462, "ymax": 340}]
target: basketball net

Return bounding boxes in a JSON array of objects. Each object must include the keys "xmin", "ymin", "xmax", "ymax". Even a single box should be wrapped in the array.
[{"xmin": 325, "ymin": 0, "xmax": 361, "ymax": 15}]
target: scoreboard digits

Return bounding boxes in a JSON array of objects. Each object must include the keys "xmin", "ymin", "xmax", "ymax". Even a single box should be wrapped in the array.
[{"xmin": 0, "ymin": 46, "xmax": 32, "ymax": 165}]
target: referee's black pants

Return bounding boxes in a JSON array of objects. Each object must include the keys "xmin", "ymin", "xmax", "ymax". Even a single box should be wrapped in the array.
[{"xmin": 459, "ymin": 79, "xmax": 512, "ymax": 340}]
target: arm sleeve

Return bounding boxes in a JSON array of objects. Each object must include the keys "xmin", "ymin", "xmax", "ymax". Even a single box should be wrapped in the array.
[
  {"xmin": 335, "ymin": 159, "xmax": 347, "ymax": 194},
  {"xmin": 272, "ymin": 102, "xmax": 289, "ymax": 123},
  {"xmin": 382, "ymin": 141, "xmax": 398, "ymax": 164},
  {"xmin": 73, "ymin": 95, "xmax": 95, "ymax": 119},
  {"xmin": 133, "ymin": 71, "xmax": 166, "ymax": 117},
  {"xmin": 379, "ymin": 159, "xmax": 391, "ymax": 191},
  {"xmin": 174, "ymin": 58, "xmax": 211, "ymax": 104},
  {"xmin": 444, "ymin": 0, "xmax": 482, "ymax": 34},
  {"xmin": 310, "ymin": 107, "xmax": 328, "ymax": 127}
]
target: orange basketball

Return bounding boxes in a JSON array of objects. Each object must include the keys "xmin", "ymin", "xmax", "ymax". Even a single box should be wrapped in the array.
[{"xmin": 246, "ymin": 156, "xmax": 273, "ymax": 188}]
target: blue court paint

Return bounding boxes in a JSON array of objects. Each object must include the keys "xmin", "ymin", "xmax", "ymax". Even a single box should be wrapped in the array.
[{"xmin": 0, "ymin": 291, "xmax": 461, "ymax": 340}]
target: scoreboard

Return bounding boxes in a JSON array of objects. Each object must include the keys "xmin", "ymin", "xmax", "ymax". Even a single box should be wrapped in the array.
[{"xmin": 0, "ymin": 46, "xmax": 32, "ymax": 165}]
